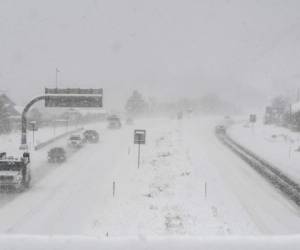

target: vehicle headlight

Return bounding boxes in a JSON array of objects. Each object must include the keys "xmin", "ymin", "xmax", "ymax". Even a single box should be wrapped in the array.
[{"xmin": 15, "ymin": 174, "xmax": 22, "ymax": 181}]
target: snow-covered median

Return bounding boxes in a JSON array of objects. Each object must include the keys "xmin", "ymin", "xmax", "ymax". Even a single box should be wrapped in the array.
[{"xmin": 87, "ymin": 118, "xmax": 258, "ymax": 236}]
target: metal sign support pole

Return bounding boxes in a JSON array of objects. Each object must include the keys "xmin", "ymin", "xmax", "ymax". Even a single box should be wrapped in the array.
[{"xmin": 138, "ymin": 143, "xmax": 141, "ymax": 169}]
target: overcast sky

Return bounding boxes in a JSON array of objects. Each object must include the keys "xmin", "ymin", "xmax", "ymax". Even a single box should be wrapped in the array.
[{"xmin": 0, "ymin": 0, "xmax": 300, "ymax": 110}]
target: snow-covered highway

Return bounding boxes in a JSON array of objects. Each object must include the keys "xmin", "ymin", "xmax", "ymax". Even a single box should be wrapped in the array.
[{"xmin": 0, "ymin": 117, "xmax": 299, "ymax": 237}]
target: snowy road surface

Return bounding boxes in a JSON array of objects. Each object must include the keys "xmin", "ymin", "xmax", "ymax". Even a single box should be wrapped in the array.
[{"xmin": 0, "ymin": 117, "xmax": 299, "ymax": 237}]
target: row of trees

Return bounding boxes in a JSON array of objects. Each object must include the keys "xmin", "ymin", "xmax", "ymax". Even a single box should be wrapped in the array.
[
  {"xmin": 124, "ymin": 90, "xmax": 239, "ymax": 117},
  {"xmin": 263, "ymin": 95, "xmax": 300, "ymax": 130},
  {"xmin": 264, "ymin": 95, "xmax": 291, "ymax": 126}
]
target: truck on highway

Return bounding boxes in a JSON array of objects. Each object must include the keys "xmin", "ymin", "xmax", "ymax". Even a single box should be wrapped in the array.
[{"xmin": 0, "ymin": 152, "xmax": 31, "ymax": 191}]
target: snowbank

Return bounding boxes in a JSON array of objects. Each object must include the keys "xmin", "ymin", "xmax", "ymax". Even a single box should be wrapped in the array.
[{"xmin": 228, "ymin": 119, "xmax": 300, "ymax": 183}]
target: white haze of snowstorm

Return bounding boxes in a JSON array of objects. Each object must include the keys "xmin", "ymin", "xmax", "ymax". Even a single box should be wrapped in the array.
[{"xmin": 0, "ymin": 0, "xmax": 300, "ymax": 110}]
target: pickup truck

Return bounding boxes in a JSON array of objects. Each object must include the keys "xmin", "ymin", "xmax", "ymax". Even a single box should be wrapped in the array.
[{"xmin": 0, "ymin": 152, "xmax": 31, "ymax": 191}]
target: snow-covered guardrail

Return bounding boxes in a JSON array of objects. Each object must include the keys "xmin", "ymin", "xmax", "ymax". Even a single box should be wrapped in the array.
[
  {"xmin": 0, "ymin": 235, "xmax": 299, "ymax": 250},
  {"xmin": 215, "ymin": 128, "xmax": 300, "ymax": 207},
  {"xmin": 34, "ymin": 128, "xmax": 84, "ymax": 151}
]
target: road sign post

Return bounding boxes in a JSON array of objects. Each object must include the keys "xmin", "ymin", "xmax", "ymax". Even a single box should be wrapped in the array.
[
  {"xmin": 138, "ymin": 143, "xmax": 141, "ymax": 168},
  {"xmin": 134, "ymin": 130, "xmax": 146, "ymax": 168},
  {"xmin": 249, "ymin": 114, "xmax": 257, "ymax": 134}
]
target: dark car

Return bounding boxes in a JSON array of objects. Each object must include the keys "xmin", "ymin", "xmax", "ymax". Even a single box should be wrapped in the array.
[
  {"xmin": 215, "ymin": 125, "xmax": 226, "ymax": 135},
  {"xmin": 83, "ymin": 130, "xmax": 99, "ymax": 143},
  {"xmin": 48, "ymin": 147, "xmax": 66, "ymax": 163},
  {"xmin": 107, "ymin": 115, "xmax": 122, "ymax": 129}
]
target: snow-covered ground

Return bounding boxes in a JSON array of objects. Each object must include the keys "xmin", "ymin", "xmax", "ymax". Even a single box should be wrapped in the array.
[
  {"xmin": 0, "ymin": 116, "xmax": 299, "ymax": 238},
  {"xmin": 228, "ymin": 118, "xmax": 300, "ymax": 184}
]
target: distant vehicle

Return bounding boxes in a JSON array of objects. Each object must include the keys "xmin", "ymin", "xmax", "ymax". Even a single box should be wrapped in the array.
[
  {"xmin": 215, "ymin": 125, "xmax": 226, "ymax": 134},
  {"xmin": 107, "ymin": 115, "xmax": 122, "ymax": 129},
  {"xmin": 68, "ymin": 134, "xmax": 84, "ymax": 148},
  {"xmin": 83, "ymin": 130, "xmax": 99, "ymax": 143},
  {"xmin": 28, "ymin": 123, "xmax": 38, "ymax": 131},
  {"xmin": 126, "ymin": 117, "xmax": 134, "ymax": 125},
  {"xmin": 177, "ymin": 112, "xmax": 183, "ymax": 120},
  {"xmin": 48, "ymin": 147, "xmax": 66, "ymax": 163},
  {"xmin": 0, "ymin": 152, "xmax": 31, "ymax": 191}
]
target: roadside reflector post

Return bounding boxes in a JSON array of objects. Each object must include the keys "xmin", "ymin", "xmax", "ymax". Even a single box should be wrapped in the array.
[
  {"xmin": 204, "ymin": 182, "xmax": 207, "ymax": 199},
  {"xmin": 113, "ymin": 181, "xmax": 116, "ymax": 197},
  {"xmin": 134, "ymin": 129, "xmax": 146, "ymax": 169}
]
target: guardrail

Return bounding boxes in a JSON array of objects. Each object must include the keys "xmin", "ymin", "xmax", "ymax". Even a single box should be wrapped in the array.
[
  {"xmin": 0, "ymin": 235, "xmax": 299, "ymax": 250},
  {"xmin": 34, "ymin": 128, "xmax": 84, "ymax": 151},
  {"xmin": 215, "ymin": 128, "xmax": 300, "ymax": 207}
]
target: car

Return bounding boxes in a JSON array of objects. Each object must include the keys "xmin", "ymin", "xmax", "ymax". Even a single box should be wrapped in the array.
[
  {"xmin": 215, "ymin": 125, "xmax": 226, "ymax": 134},
  {"xmin": 68, "ymin": 134, "xmax": 84, "ymax": 148},
  {"xmin": 48, "ymin": 147, "xmax": 66, "ymax": 163},
  {"xmin": 107, "ymin": 115, "xmax": 122, "ymax": 129},
  {"xmin": 83, "ymin": 130, "xmax": 99, "ymax": 143},
  {"xmin": 126, "ymin": 117, "xmax": 134, "ymax": 125}
]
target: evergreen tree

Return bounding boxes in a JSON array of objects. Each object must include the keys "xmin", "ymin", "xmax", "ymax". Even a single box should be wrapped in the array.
[
  {"xmin": 125, "ymin": 90, "xmax": 148, "ymax": 117},
  {"xmin": 0, "ymin": 99, "xmax": 11, "ymax": 134}
]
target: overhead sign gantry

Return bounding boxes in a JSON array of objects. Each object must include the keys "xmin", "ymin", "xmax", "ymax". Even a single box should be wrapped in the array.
[
  {"xmin": 20, "ymin": 88, "xmax": 103, "ymax": 150},
  {"xmin": 44, "ymin": 88, "xmax": 103, "ymax": 108}
]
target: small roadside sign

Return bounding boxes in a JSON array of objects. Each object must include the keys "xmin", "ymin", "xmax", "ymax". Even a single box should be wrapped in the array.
[
  {"xmin": 134, "ymin": 129, "xmax": 146, "ymax": 145},
  {"xmin": 134, "ymin": 129, "xmax": 146, "ymax": 168}
]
